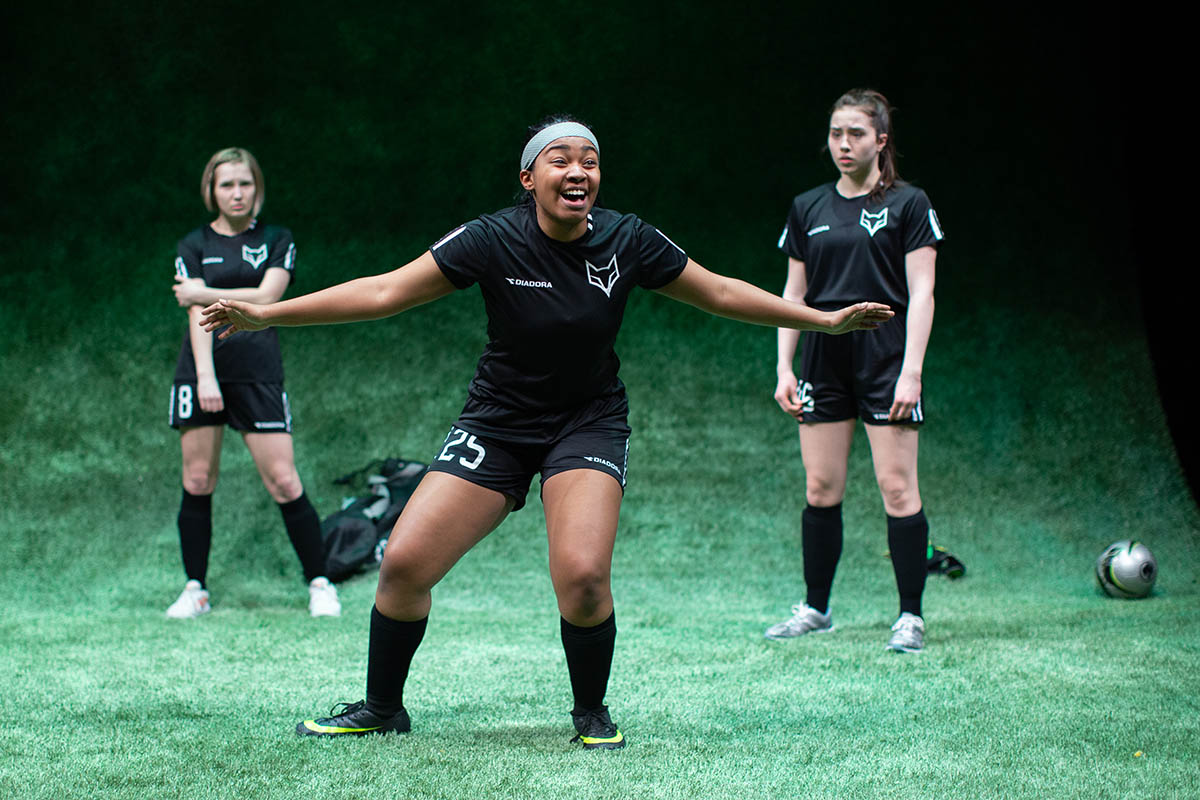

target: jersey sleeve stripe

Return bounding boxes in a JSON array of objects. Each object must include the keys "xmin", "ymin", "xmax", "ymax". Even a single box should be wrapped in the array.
[
  {"xmin": 284, "ymin": 242, "xmax": 296, "ymax": 270},
  {"xmin": 928, "ymin": 209, "xmax": 944, "ymax": 240},
  {"xmin": 431, "ymin": 224, "xmax": 468, "ymax": 251},
  {"xmin": 654, "ymin": 228, "xmax": 686, "ymax": 255},
  {"xmin": 175, "ymin": 256, "xmax": 188, "ymax": 277}
]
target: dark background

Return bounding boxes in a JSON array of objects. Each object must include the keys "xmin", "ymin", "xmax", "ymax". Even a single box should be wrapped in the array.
[{"xmin": 1, "ymin": 2, "xmax": 1192, "ymax": 504}]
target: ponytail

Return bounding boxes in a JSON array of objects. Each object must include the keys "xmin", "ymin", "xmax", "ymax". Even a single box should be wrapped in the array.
[{"xmin": 831, "ymin": 89, "xmax": 900, "ymax": 203}]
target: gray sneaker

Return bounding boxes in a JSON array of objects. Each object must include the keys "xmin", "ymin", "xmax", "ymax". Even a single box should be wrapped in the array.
[
  {"xmin": 886, "ymin": 613, "xmax": 925, "ymax": 653},
  {"xmin": 764, "ymin": 603, "xmax": 833, "ymax": 640}
]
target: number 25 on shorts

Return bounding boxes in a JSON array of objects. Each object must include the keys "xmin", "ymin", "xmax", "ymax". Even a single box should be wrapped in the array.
[{"xmin": 437, "ymin": 427, "xmax": 486, "ymax": 470}]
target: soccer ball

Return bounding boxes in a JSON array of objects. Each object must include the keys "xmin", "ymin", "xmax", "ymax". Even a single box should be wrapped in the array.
[{"xmin": 1095, "ymin": 540, "xmax": 1157, "ymax": 599}]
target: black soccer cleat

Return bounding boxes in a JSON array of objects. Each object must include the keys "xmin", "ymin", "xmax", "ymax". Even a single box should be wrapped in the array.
[
  {"xmin": 296, "ymin": 700, "xmax": 411, "ymax": 737},
  {"xmin": 570, "ymin": 706, "xmax": 625, "ymax": 750}
]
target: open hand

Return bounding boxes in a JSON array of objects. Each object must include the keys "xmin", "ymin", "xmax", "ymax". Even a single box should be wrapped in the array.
[
  {"xmin": 201, "ymin": 299, "xmax": 268, "ymax": 339},
  {"xmin": 826, "ymin": 302, "xmax": 893, "ymax": 334}
]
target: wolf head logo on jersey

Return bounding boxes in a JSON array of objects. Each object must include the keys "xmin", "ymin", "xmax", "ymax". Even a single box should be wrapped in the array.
[
  {"xmin": 859, "ymin": 208, "xmax": 888, "ymax": 237},
  {"xmin": 585, "ymin": 255, "xmax": 620, "ymax": 298},
  {"xmin": 242, "ymin": 243, "xmax": 268, "ymax": 269}
]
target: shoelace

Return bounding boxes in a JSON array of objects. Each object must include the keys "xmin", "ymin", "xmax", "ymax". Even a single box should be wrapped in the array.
[{"xmin": 327, "ymin": 700, "xmax": 366, "ymax": 718}]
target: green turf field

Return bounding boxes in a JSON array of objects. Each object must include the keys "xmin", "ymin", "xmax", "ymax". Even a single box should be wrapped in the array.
[
  {"xmin": 1, "ymin": 224, "xmax": 1197, "ymax": 798},
  {"xmin": 3, "ymin": 3, "xmax": 1193, "ymax": 797}
]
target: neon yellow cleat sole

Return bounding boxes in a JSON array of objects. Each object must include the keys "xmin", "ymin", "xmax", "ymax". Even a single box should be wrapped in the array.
[{"xmin": 296, "ymin": 701, "xmax": 410, "ymax": 737}]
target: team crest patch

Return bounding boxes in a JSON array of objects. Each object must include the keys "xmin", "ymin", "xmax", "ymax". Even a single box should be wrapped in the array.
[
  {"xmin": 859, "ymin": 208, "xmax": 888, "ymax": 237},
  {"xmin": 585, "ymin": 255, "xmax": 620, "ymax": 298},
  {"xmin": 242, "ymin": 243, "xmax": 268, "ymax": 269}
]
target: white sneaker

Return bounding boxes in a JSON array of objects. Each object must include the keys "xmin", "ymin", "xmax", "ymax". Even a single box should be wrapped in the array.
[
  {"xmin": 308, "ymin": 577, "xmax": 342, "ymax": 617},
  {"xmin": 886, "ymin": 612, "xmax": 925, "ymax": 653},
  {"xmin": 166, "ymin": 580, "xmax": 211, "ymax": 619},
  {"xmin": 764, "ymin": 603, "xmax": 834, "ymax": 640}
]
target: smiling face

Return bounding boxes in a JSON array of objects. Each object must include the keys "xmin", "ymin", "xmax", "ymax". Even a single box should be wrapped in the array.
[
  {"xmin": 519, "ymin": 136, "xmax": 600, "ymax": 241},
  {"xmin": 211, "ymin": 160, "xmax": 258, "ymax": 228},
  {"xmin": 828, "ymin": 107, "xmax": 887, "ymax": 185}
]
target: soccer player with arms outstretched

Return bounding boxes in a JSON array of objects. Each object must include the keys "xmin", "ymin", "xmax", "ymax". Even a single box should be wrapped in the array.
[{"xmin": 202, "ymin": 117, "xmax": 893, "ymax": 748}]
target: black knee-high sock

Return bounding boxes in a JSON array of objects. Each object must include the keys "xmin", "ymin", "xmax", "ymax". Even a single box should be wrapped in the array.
[
  {"xmin": 365, "ymin": 606, "xmax": 427, "ymax": 717},
  {"xmin": 178, "ymin": 489, "xmax": 213, "ymax": 587},
  {"xmin": 278, "ymin": 492, "xmax": 326, "ymax": 582},
  {"xmin": 560, "ymin": 612, "xmax": 616, "ymax": 714},
  {"xmin": 888, "ymin": 509, "xmax": 929, "ymax": 618},
  {"xmin": 802, "ymin": 503, "xmax": 843, "ymax": 614}
]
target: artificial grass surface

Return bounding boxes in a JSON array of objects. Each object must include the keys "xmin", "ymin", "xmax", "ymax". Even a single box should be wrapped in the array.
[
  {"xmin": 4, "ymin": 3, "xmax": 1187, "ymax": 795},
  {"xmin": 3, "ymin": 534, "xmax": 1197, "ymax": 799},
  {"xmin": 2, "ymin": 224, "xmax": 1198, "ymax": 799}
]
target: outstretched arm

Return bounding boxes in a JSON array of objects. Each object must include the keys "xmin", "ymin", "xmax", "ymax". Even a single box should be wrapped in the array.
[
  {"xmin": 200, "ymin": 251, "xmax": 455, "ymax": 338},
  {"xmin": 655, "ymin": 259, "xmax": 893, "ymax": 333}
]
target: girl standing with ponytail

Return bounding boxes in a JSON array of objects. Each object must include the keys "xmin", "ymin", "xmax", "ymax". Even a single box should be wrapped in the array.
[{"xmin": 766, "ymin": 89, "xmax": 944, "ymax": 653}]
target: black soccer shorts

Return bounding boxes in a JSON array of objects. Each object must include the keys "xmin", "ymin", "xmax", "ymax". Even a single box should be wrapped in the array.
[
  {"xmin": 168, "ymin": 381, "xmax": 293, "ymax": 432},
  {"xmin": 797, "ymin": 317, "xmax": 924, "ymax": 425},
  {"xmin": 426, "ymin": 394, "xmax": 631, "ymax": 511}
]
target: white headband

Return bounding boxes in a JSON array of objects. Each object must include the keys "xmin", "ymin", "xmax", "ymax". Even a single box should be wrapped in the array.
[{"xmin": 520, "ymin": 122, "xmax": 599, "ymax": 171}]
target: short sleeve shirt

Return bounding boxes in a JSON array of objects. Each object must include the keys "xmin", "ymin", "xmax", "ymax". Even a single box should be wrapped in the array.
[
  {"xmin": 430, "ymin": 204, "xmax": 688, "ymax": 413},
  {"xmin": 778, "ymin": 182, "xmax": 943, "ymax": 312},
  {"xmin": 173, "ymin": 221, "xmax": 296, "ymax": 383}
]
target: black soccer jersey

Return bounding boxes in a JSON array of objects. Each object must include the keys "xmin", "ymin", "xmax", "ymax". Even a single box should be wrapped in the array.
[
  {"xmin": 430, "ymin": 204, "xmax": 688, "ymax": 414},
  {"xmin": 777, "ymin": 182, "xmax": 943, "ymax": 312},
  {"xmin": 173, "ymin": 221, "xmax": 296, "ymax": 384}
]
